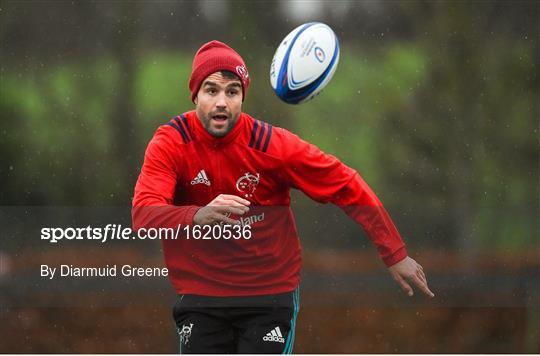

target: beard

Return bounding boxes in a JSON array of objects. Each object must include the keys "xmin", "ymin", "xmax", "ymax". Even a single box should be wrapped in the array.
[{"xmin": 201, "ymin": 109, "xmax": 240, "ymax": 137}]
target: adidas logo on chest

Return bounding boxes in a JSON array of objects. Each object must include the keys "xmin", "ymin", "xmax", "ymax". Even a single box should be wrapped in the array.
[{"xmin": 191, "ymin": 170, "xmax": 211, "ymax": 186}]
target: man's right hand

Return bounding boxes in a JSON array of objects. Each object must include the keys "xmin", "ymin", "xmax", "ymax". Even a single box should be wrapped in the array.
[{"xmin": 193, "ymin": 194, "xmax": 251, "ymax": 225}]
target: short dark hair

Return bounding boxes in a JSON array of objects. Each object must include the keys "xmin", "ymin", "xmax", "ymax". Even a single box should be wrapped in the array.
[{"xmin": 220, "ymin": 70, "xmax": 241, "ymax": 81}]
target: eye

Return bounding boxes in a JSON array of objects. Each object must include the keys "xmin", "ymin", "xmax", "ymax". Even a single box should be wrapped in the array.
[{"xmin": 228, "ymin": 89, "xmax": 239, "ymax": 96}]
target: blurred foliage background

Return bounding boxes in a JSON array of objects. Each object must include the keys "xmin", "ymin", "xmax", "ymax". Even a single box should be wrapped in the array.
[
  {"xmin": 0, "ymin": 0, "xmax": 539, "ymax": 353},
  {"xmin": 1, "ymin": 0, "xmax": 537, "ymax": 251}
]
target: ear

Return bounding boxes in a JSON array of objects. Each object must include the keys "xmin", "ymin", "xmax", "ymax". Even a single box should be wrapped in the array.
[{"xmin": 194, "ymin": 96, "xmax": 198, "ymax": 105}]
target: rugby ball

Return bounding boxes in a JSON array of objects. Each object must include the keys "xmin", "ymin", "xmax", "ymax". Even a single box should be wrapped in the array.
[{"xmin": 270, "ymin": 22, "xmax": 340, "ymax": 104}]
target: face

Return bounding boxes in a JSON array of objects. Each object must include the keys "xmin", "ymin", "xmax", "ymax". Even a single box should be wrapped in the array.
[{"xmin": 194, "ymin": 71, "xmax": 243, "ymax": 137}]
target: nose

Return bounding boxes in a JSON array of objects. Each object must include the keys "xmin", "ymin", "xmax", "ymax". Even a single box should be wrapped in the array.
[{"xmin": 215, "ymin": 92, "xmax": 228, "ymax": 110}]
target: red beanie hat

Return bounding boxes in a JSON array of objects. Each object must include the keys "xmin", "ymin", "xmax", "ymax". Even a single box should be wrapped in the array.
[{"xmin": 189, "ymin": 40, "xmax": 250, "ymax": 102}]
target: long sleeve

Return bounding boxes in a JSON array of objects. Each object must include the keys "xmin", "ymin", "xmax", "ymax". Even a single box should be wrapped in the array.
[
  {"xmin": 282, "ymin": 131, "xmax": 407, "ymax": 266},
  {"xmin": 132, "ymin": 126, "xmax": 199, "ymax": 230}
]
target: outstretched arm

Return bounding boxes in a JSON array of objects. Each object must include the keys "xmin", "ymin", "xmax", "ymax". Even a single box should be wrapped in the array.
[{"xmin": 281, "ymin": 130, "xmax": 434, "ymax": 298}]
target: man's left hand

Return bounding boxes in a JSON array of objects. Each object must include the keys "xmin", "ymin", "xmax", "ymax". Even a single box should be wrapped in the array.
[{"xmin": 388, "ymin": 256, "xmax": 435, "ymax": 298}]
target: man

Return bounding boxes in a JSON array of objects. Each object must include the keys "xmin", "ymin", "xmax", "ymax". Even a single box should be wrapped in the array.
[{"xmin": 132, "ymin": 40, "xmax": 434, "ymax": 354}]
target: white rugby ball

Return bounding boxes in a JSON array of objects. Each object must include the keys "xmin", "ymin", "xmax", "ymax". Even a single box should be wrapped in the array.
[{"xmin": 270, "ymin": 22, "xmax": 340, "ymax": 104}]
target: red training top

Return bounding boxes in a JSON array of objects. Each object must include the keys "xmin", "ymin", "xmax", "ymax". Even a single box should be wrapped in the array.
[{"xmin": 132, "ymin": 111, "xmax": 407, "ymax": 296}]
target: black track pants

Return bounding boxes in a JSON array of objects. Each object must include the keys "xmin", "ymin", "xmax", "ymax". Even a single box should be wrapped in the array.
[{"xmin": 173, "ymin": 288, "xmax": 300, "ymax": 354}]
